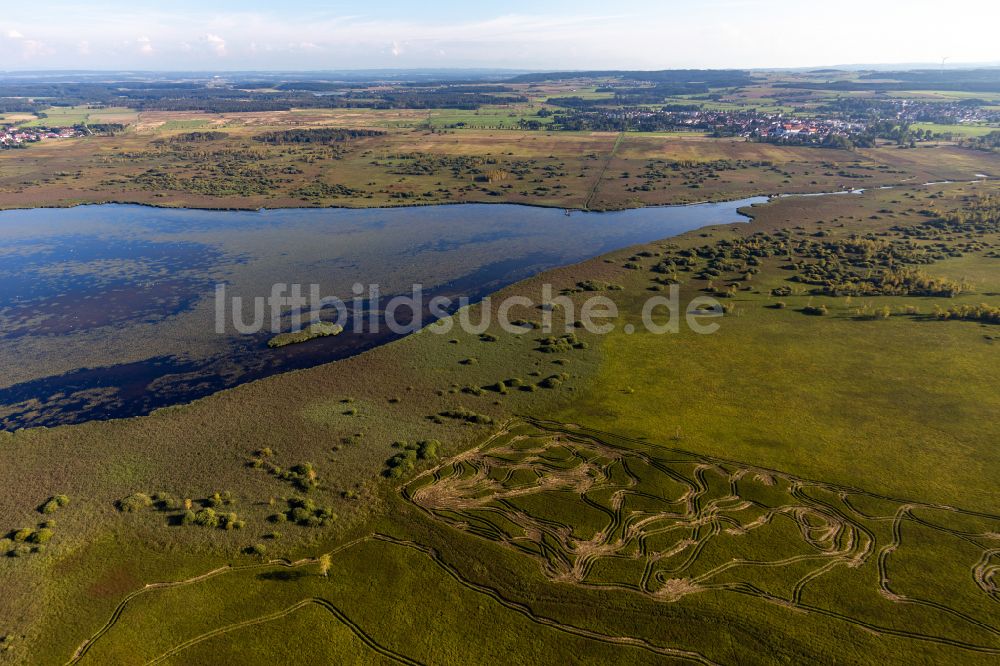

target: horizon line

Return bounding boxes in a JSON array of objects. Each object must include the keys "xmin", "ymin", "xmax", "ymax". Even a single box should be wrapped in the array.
[{"xmin": 2, "ymin": 62, "xmax": 1000, "ymax": 76}]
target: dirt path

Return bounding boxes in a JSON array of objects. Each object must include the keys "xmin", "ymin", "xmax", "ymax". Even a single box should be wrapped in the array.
[{"xmin": 585, "ymin": 132, "xmax": 624, "ymax": 210}]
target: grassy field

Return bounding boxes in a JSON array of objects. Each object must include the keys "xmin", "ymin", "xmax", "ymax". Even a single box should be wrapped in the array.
[
  {"xmin": 912, "ymin": 122, "xmax": 999, "ymax": 138},
  {"xmin": 888, "ymin": 90, "xmax": 1000, "ymax": 104},
  {"xmin": 21, "ymin": 106, "xmax": 138, "ymax": 128},
  {"xmin": 0, "ymin": 177, "xmax": 998, "ymax": 663}
]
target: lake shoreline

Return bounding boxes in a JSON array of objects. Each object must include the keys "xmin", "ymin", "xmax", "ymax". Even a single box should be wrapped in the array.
[{"xmin": 0, "ymin": 184, "xmax": 873, "ymax": 217}]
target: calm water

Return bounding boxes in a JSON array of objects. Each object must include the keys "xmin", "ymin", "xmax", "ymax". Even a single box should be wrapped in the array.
[{"xmin": 0, "ymin": 199, "xmax": 766, "ymax": 428}]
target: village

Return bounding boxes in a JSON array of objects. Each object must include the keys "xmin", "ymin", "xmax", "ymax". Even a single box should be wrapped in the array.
[
  {"xmin": 546, "ymin": 100, "xmax": 998, "ymax": 146},
  {"xmin": 549, "ymin": 106, "xmax": 868, "ymax": 142},
  {"xmin": 0, "ymin": 125, "xmax": 82, "ymax": 148}
]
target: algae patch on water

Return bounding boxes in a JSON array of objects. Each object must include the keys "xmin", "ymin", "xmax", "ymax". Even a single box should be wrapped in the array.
[{"xmin": 267, "ymin": 322, "xmax": 344, "ymax": 348}]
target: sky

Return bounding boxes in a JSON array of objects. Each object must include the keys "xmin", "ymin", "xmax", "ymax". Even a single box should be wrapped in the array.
[{"xmin": 1, "ymin": 0, "xmax": 998, "ymax": 71}]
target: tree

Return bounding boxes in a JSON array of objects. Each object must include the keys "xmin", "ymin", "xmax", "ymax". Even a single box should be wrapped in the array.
[{"xmin": 318, "ymin": 553, "xmax": 332, "ymax": 578}]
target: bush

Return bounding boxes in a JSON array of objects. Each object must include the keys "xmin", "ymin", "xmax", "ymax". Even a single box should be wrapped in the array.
[
  {"xmin": 934, "ymin": 303, "xmax": 1000, "ymax": 324},
  {"xmin": 118, "ymin": 493, "xmax": 153, "ymax": 513},
  {"xmin": 535, "ymin": 333, "xmax": 586, "ymax": 354},
  {"xmin": 281, "ymin": 498, "xmax": 336, "ymax": 526},
  {"xmin": 285, "ymin": 463, "xmax": 319, "ymax": 491},
  {"xmin": 207, "ymin": 491, "xmax": 236, "ymax": 507},
  {"xmin": 802, "ymin": 305, "xmax": 829, "ymax": 316},
  {"xmin": 382, "ymin": 440, "xmax": 440, "ymax": 477},
  {"xmin": 28, "ymin": 529, "xmax": 53, "ymax": 545},
  {"xmin": 438, "ymin": 407, "xmax": 494, "ymax": 425},
  {"xmin": 538, "ymin": 372, "xmax": 570, "ymax": 389},
  {"xmin": 12, "ymin": 528, "xmax": 33, "ymax": 543},
  {"xmin": 39, "ymin": 495, "xmax": 69, "ymax": 515},
  {"xmin": 193, "ymin": 509, "xmax": 219, "ymax": 528}
]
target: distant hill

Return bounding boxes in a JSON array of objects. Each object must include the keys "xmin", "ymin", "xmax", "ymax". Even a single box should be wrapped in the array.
[
  {"xmin": 777, "ymin": 68, "xmax": 1000, "ymax": 93},
  {"xmin": 508, "ymin": 69, "xmax": 752, "ymax": 87}
]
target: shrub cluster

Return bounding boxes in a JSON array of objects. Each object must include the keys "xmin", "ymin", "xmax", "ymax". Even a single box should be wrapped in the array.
[
  {"xmin": 383, "ymin": 440, "xmax": 441, "ymax": 478},
  {"xmin": 537, "ymin": 372, "xmax": 571, "ymax": 389},
  {"xmin": 253, "ymin": 128, "xmax": 384, "ymax": 144},
  {"xmin": 536, "ymin": 333, "xmax": 588, "ymax": 354},
  {"xmin": 249, "ymin": 449, "xmax": 321, "ymax": 492},
  {"xmin": 3, "ymin": 522, "xmax": 55, "ymax": 557},
  {"xmin": 562, "ymin": 280, "xmax": 623, "ymax": 294},
  {"xmin": 437, "ymin": 407, "xmax": 494, "ymax": 425},
  {"xmin": 117, "ymin": 493, "xmax": 153, "ymax": 513},
  {"xmin": 180, "ymin": 507, "xmax": 244, "ymax": 530},
  {"xmin": 934, "ymin": 303, "xmax": 1000, "ymax": 324},
  {"xmin": 39, "ymin": 495, "xmax": 70, "ymax": 515},
  {"xmin": 270, "ymin": 498, "xmax": 336, "ymax": 527}
]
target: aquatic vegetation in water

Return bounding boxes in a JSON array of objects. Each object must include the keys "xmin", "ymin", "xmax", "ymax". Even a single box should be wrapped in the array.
[{"xmin": 267, "ymin": 322, "xmax": 344, "ymax": 348}]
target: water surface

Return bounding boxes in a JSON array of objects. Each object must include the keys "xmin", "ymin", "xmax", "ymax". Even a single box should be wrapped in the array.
[{"xmin": 0, "ymin": 199, "xmax": 766, "ymax": 428}]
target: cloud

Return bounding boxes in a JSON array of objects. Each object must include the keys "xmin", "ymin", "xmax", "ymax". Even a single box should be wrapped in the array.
[
  {"xmin": 21, "ymin": 40, "xmax": 53, "ymax": 58},
  {"xmin": 3, "ymin": 29, "xmax": 54, "ymax": 59},
  {"xmin": 1, "ymin": 3, "xmax": 998, "ymax": 70},
  {"xmin": 204, "ymin": 33, "xmax": 226, "ymax": 57}
]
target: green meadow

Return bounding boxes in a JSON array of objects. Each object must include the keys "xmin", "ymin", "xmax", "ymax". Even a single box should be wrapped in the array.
[{"xmin": 2, "ymin": 179, "xmax": 998, "ymax": 664}]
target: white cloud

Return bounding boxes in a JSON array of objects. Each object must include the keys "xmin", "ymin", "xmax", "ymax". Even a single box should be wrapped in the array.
[
  {"xmin": 2, "ymin": 29, "xmax": 54, "ymax": 59},
  {"xmin": 204, "ymin": 33, "xmax": 226, "ymax": 57},
  {"xmin": 20, "ymin": 39, "xmax": 53, "ymax": 59},
  {"xmin": 0, "ymin": 3, "xmax": 998, "ymax": 70}
]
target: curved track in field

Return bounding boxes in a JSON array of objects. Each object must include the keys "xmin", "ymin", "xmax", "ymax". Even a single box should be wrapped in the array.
[
  {"xmin": 66, "ymin": 538, "xmax": 369, "ymax": 666},
  {"xmin": 143, "ymin": 597, "xmax": 422, "ymax": 666},
  {"xmin": 68, "ymin": 418, "xmax": 1000, "ymax": 664},
  {"xmin": 404, "ymin": 418, "xmax": 1000, "ymax": 656},
  {"xmin": 66, "ymin": 527, "xmax": 717, "ymax": 665},
  {"xmin": 371, "ymin": 533, "xmax": 719, "ymax": 665}
]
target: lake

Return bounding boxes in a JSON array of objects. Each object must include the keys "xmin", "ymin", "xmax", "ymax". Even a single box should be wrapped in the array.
[{"xmin": 0, "ymin": 199, "xmax": 767, "ymax": 429}]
